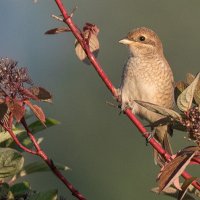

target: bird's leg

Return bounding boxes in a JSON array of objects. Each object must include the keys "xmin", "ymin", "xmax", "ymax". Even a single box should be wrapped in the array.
[
  {"xmin": 114, "ymin": 88, "xmax": 122, "ymax": 102},
  {"xmin": 144, "ymin": 126, "xmax": 155, "ymax": 145}
]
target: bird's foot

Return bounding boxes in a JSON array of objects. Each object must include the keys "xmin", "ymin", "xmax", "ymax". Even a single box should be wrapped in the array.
[
  {"xmin": 144, "ymin": 131, "xmax": 155, "ymax": 145},
  {"xmin": 114, "ymin": 88, "xmax": 121, "ymax": 102}
]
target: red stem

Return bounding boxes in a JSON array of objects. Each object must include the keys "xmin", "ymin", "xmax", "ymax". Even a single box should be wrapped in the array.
[
  {"xmin": 0, "ymin": 114, "xmax": 37, "ymax": 155},
  {"xmin": 54, "ymin": 0, "xmax": 200, "ymax": 191},
  {"xmin": 20, "ymin": 118, "xmax": 86, "ymax": 200}
]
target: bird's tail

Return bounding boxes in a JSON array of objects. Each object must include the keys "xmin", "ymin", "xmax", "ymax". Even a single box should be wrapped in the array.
[{"xmin": 153, "ymin": 125, "xmax": 173, "ymax": 165}]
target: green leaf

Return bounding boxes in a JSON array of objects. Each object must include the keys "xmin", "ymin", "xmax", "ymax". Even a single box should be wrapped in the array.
[
  {"xmin": 29, "ymin": 189, "xmax": 58, "ymax": 200},
  {"xmin": 177, "ymin": 73, "xmax": 200, "ymax": 111},
  {"xmin": 0, "ymin": 128, "xmax": 24, "ymax": 144},
  {"xmin": 15, "ymin": 161, "xmax": 69, "ymax": 180},
  {"xmin": 135, "ymin": 100, "xmax": 182, "ymax": 120},
  {"xmin": 28, "ymin": 118, "xmax": 60, "ymax": 134},
  {"xmin": 0, "ymin": 148, "xmax": 24, "ymax": 179},
  {"xmin": 10, "ymin": 181, "xmax": 31, "ymax": 197},
  {"xmin": 1, "ymin": 118, "xmax": 59, "ymax": 152}
]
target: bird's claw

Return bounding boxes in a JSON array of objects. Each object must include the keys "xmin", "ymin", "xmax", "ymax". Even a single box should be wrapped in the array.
[
  {"xmin": 144, "ymin": 131, "xmax": 155, "ymax": 145},
  {"xmin": 114, "ymin": 88, "xmax": 122, "ymax": 102}
]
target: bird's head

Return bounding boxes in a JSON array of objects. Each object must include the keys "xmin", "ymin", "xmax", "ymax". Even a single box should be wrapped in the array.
[{"xmin": 119, "ymin": 27, "xmax": 163, "ymax": 57}]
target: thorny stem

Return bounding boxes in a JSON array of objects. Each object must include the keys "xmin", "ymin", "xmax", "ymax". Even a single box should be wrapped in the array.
[{"xmin": 54, "ymin": 0, "xmax": 200, "ymax": 192}]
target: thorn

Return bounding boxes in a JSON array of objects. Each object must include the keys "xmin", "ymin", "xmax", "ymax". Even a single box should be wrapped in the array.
[
  {"xmin": 51, "ymin": 14, "xmax": 64, "ymax": 22},
  {"xmin": 106, "ymin": 101, "xmax": 123, "ymax": 116},
  {"xmin": 106, "ymin": 101, "xmax": 118, "ymax": 109},
  {"xmin": 70, "ymin": 6, "xmax": 78, "ymax": 17}
]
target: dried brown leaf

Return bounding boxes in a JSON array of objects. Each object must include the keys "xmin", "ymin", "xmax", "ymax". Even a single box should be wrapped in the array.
[
  {"xmin": 175, "ymin": 81, "xmax": 187, "ymax": 102},
  {"xmin": 145, "ymin": 117, "xmax": 172, "ymax": 128},
  {"xmin": 151, "ymin": 186, "xmax": 177, "ymax": 196},
  {"xmin": 45, "ymin": 27, "xmax": 70, "ymax": 34},
  {"xmin": 24, "ymin": 100, "xmax": 46, "ymax": 125},
  {"xmin": 75, "ymin": 25, "xmax": 100, "ymax": 65},
  {"xmin": 135, "ymin": 100, "xmax": 182, "ymax": 120},
  {"xmin": 20, "ymin": 88, "xmax": 39, "ymax": 101},
  {"xmin": 177, "ymin": 73, "xmax": 200, "ymax": 111},
  {"xmin": 157, "ymin": 151, "xmax": 196, "ymax": 192},
  {"xmin": 178, "ymin": 177, "xmax": 198, "ymax": 200},
  {"xmin": 0, "ymin": 102, "xmax": 8, "ymax": 121},
  {"xmin": 186, "ymin": 73, "xmax": 195, "ymax": 85},
  {"xmin": 75, "ymin": 33, "xmax": 99, "ymax": 64},
  {"xmin": 180, "ymin": 146, "xmax": 200, "ymax": 154}
]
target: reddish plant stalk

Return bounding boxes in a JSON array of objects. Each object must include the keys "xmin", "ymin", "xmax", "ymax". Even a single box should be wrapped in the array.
[
  {"xmin": 54, "ymin": 0, "xmax": 200, "ymax": 191},
  {"xmin": 20, "ymin": 118, "xmax": 86, "ymax": 200}
]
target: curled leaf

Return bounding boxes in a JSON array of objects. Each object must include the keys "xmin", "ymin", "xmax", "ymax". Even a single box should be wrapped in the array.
[
  {"xmin": 177, "ymin": 73, "xmax": 200, "ymax": 111},
  {"xmin": 75, "ymin": 23, "xmax": 100, "ymax": 64},
  {"xmin": 135, "ymin": 100, "xmax": 182, "ymax": 120},
  {"xmin": 186, "ymin": 73, "xmax": 200, "ymax": 105},
  {"xmin": 175, "ymin": 81, "xmax": 187, "ymax": 102},
  {"xmin": 186, "ymin": 73, "xmax": 195, "ymax": 85}
]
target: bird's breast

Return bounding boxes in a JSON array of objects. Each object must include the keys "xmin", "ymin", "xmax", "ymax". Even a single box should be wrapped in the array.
[{"xmin": 120, "ymin": 56, "xmax": 174, "ymax": 121}]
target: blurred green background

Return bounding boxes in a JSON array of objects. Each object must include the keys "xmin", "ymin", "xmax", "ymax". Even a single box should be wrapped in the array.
[{"xmin": 0, "ymin": 0, "xmax": 199, "ymax": 199}]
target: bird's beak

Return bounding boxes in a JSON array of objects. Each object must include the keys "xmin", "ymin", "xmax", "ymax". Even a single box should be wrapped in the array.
[{"xmin": 119, "ymin": 38, "xmax": 133, "ymax": 45}]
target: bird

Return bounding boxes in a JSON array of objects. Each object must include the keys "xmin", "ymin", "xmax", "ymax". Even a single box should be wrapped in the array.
[{"xmin": 119, "ymin": 27, "xmax": 174, "ymax": 164}]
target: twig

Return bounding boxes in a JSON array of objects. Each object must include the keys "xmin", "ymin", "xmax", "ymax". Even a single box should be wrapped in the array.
[{"xmin": 54, "ymin": 0, "xmax": 200, "ymax": 191}]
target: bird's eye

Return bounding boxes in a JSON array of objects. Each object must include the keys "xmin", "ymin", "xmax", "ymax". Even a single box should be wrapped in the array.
[{"xmin": 139, "ymin": 36, "xmax": 146, "ymax": 41}]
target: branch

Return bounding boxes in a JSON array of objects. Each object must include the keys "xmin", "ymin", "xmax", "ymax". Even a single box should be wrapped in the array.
[
  {"xmin": 54, "ymin": 0, "xmax": 200, "ymax": 192},
  {"xmin": 0, "ymin": 114, "xmax": 37, "ymax": 155},
  {"xmin": 20, "ymin": 118, "xmax": 86, "ymax": 200}
]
